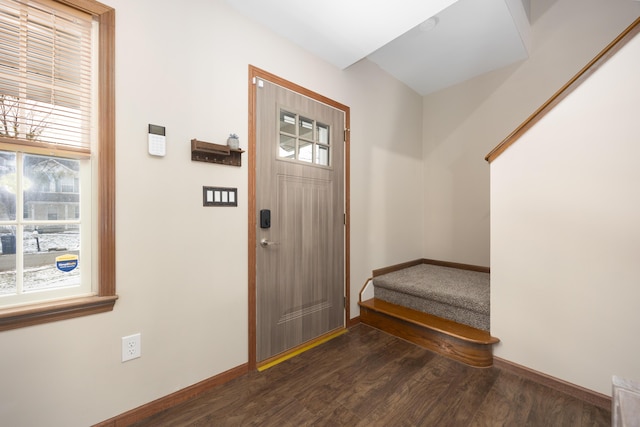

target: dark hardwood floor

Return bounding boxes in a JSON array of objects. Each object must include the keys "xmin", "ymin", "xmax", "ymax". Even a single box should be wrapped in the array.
[{"xmin": 131, "ymin": 325, "xmax": 610, "ymax": 426}]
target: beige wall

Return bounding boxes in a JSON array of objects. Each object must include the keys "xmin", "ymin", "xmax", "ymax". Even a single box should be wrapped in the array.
[
  {"xmin": 491, "ymin": 29, "xmax": 640, "ymax": 395},
  {"xmin": 3, "ymin": 0, "xmax": 638, "ymax": 424},
  {"xmin": 0, "ymin": 1, "xmax": 424, "ymax": 426},
  {"xmin": 422, "ymin": 0, "xmax": 640, "ymax": 267}
]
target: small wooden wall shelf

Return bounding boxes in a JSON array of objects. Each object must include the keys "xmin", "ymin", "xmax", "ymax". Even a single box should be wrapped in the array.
[{"xmin": 191, "ymin": 139, "xmax": 244, "ymax": 167}]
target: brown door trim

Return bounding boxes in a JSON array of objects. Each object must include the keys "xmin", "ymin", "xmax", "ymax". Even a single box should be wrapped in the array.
[{"xmin": 248, "ymin": 65, "xmax": 351, "ymax": 370}]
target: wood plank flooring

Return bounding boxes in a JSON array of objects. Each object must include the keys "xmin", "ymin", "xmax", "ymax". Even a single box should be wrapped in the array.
[{"xmin": 131, "ymin": 325, "xmax": 610, "ymax": 426}]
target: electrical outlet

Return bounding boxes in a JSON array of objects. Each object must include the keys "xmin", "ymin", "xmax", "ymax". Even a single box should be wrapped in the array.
[{"xmin": 121, "ymin": 333, "xmax": 141, "ymax": 362}]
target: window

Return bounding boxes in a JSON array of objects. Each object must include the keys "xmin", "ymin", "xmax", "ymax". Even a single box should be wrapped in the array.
[
  {"xmin": 0, "ymin": 0, "xmax": 115, "ymax": 331},
  {"xmin": 278, "ymin": 109, "xmax": 331, "ymax": 167}
]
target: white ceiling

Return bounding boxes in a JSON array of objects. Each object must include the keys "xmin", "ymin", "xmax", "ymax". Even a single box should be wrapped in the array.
[{"xmin": 226, "ymin": 0, "xmax": 531, "ymax": 95}]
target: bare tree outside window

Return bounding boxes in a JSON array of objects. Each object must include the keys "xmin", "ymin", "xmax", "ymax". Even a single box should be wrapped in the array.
[{"xmin": 0, "ymin": 95, "xmax": 51, "ymax": 142}]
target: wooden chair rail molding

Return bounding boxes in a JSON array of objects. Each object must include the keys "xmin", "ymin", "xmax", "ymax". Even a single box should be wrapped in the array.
[{"xmin": 485, "ymin": 16, "xmax": 640, "ymax": 163}]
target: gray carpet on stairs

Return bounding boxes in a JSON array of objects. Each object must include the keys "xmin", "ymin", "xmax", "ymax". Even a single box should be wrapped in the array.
[{"xmin": 373, "ymin": 264, "xmax": 490, "ymax": 331}]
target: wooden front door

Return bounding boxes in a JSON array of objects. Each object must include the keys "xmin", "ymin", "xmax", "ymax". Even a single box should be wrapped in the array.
[{"xmin": 255, "ymin": 77, "xmax": 345, "ymax": 362}]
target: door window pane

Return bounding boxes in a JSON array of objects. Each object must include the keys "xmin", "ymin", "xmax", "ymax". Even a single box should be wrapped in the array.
[
  {"xmin": 279, "ymin": 134, "xmax": 296, "ymax": 159},
  {"xmin": 317, "ymin": 123, "xmax": 329, "ymax": 145},
  {"xmin": 299, "ymin": 117, "xmax": 313, "ymax": 140},
  {"xmin": 278, "ymin": 108, "xmax": 331, "ymax": 167},
  {"xmin": 315, "ymin": 145, "xmax": 329, "ymax": 166},
  {"xmin": 280, "ymin": 110, "xmax": 296, "ymax": 135},
  {"xmin": 298, "ymin": 141, "xmax": 312, "ymax": 163}
]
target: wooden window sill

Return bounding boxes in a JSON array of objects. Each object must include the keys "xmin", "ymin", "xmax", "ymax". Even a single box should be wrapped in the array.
[{"xmin": 0, "ymin": 295, "xmax": 118, "ymax": 332}]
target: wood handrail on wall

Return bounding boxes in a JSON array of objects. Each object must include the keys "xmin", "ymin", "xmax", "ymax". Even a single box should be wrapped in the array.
[{"xmin": 485, "ymin": 16, "xmax": 640, "ymax": 163}]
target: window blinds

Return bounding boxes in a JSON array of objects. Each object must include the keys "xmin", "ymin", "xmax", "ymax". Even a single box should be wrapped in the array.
[{"xmin": 0, "ymin": 0, "xmax": 93, "ymax": 152}]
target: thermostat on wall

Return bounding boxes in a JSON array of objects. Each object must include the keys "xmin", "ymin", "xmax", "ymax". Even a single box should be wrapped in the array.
[{"xmin": 148, "ymin": 124, "xmax": 166, "ymax": 157}]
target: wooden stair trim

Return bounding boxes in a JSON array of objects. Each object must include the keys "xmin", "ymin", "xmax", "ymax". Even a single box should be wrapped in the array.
[
  {"xmin": 485, "ymin": 16, "xmax": 640, "ymax": 163},
  {"xmin": 372, "ymin": 258, "xmax": 489, "ymax": 277},
  {"xmin": 359, "ymin": 298, "xmax": 498, "ymax": 368},
  {"xmin": 372, "ymin": 259, "xmax": 423, "ymax": 277},
  {"xmin": 421, "ymin": 258, "xmax": 490, "ymax": 274},
  {"xmin": 360, "ymin": 298, "xmax": 498, "ymax": 345}
]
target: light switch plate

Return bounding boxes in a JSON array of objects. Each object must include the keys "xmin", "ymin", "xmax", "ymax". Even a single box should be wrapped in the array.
[{"xmin": 203, "ymin": 186, "xmax": 237, "ymax": 207}]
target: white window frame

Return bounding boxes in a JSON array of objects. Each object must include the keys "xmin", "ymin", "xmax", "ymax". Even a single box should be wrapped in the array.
[{"xmin": 0, "ymin": 151, "xmax": 92, "ymax": 306}]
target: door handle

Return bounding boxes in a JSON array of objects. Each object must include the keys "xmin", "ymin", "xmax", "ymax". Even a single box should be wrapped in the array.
[{"xmin": 260, "ymin": 238, "xmax": 279, "ymax": 248}]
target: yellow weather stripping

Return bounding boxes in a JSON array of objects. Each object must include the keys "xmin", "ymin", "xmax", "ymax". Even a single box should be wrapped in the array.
[{"xmin": 257, "ymin": 329, "xmax": 348, "ymax": 372}]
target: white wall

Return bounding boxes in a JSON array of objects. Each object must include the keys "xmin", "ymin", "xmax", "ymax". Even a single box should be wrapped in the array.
[
  {"xmin": 491, "ymin": 29, "xmax": 640, "ymax": 395},
  {"xmin": 0, "ymin": 1, "xmax": 424, "ymax": 426},
  {"xmin": 422, "ymin": 0, "xmax": 640, "ymax": 267}
]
